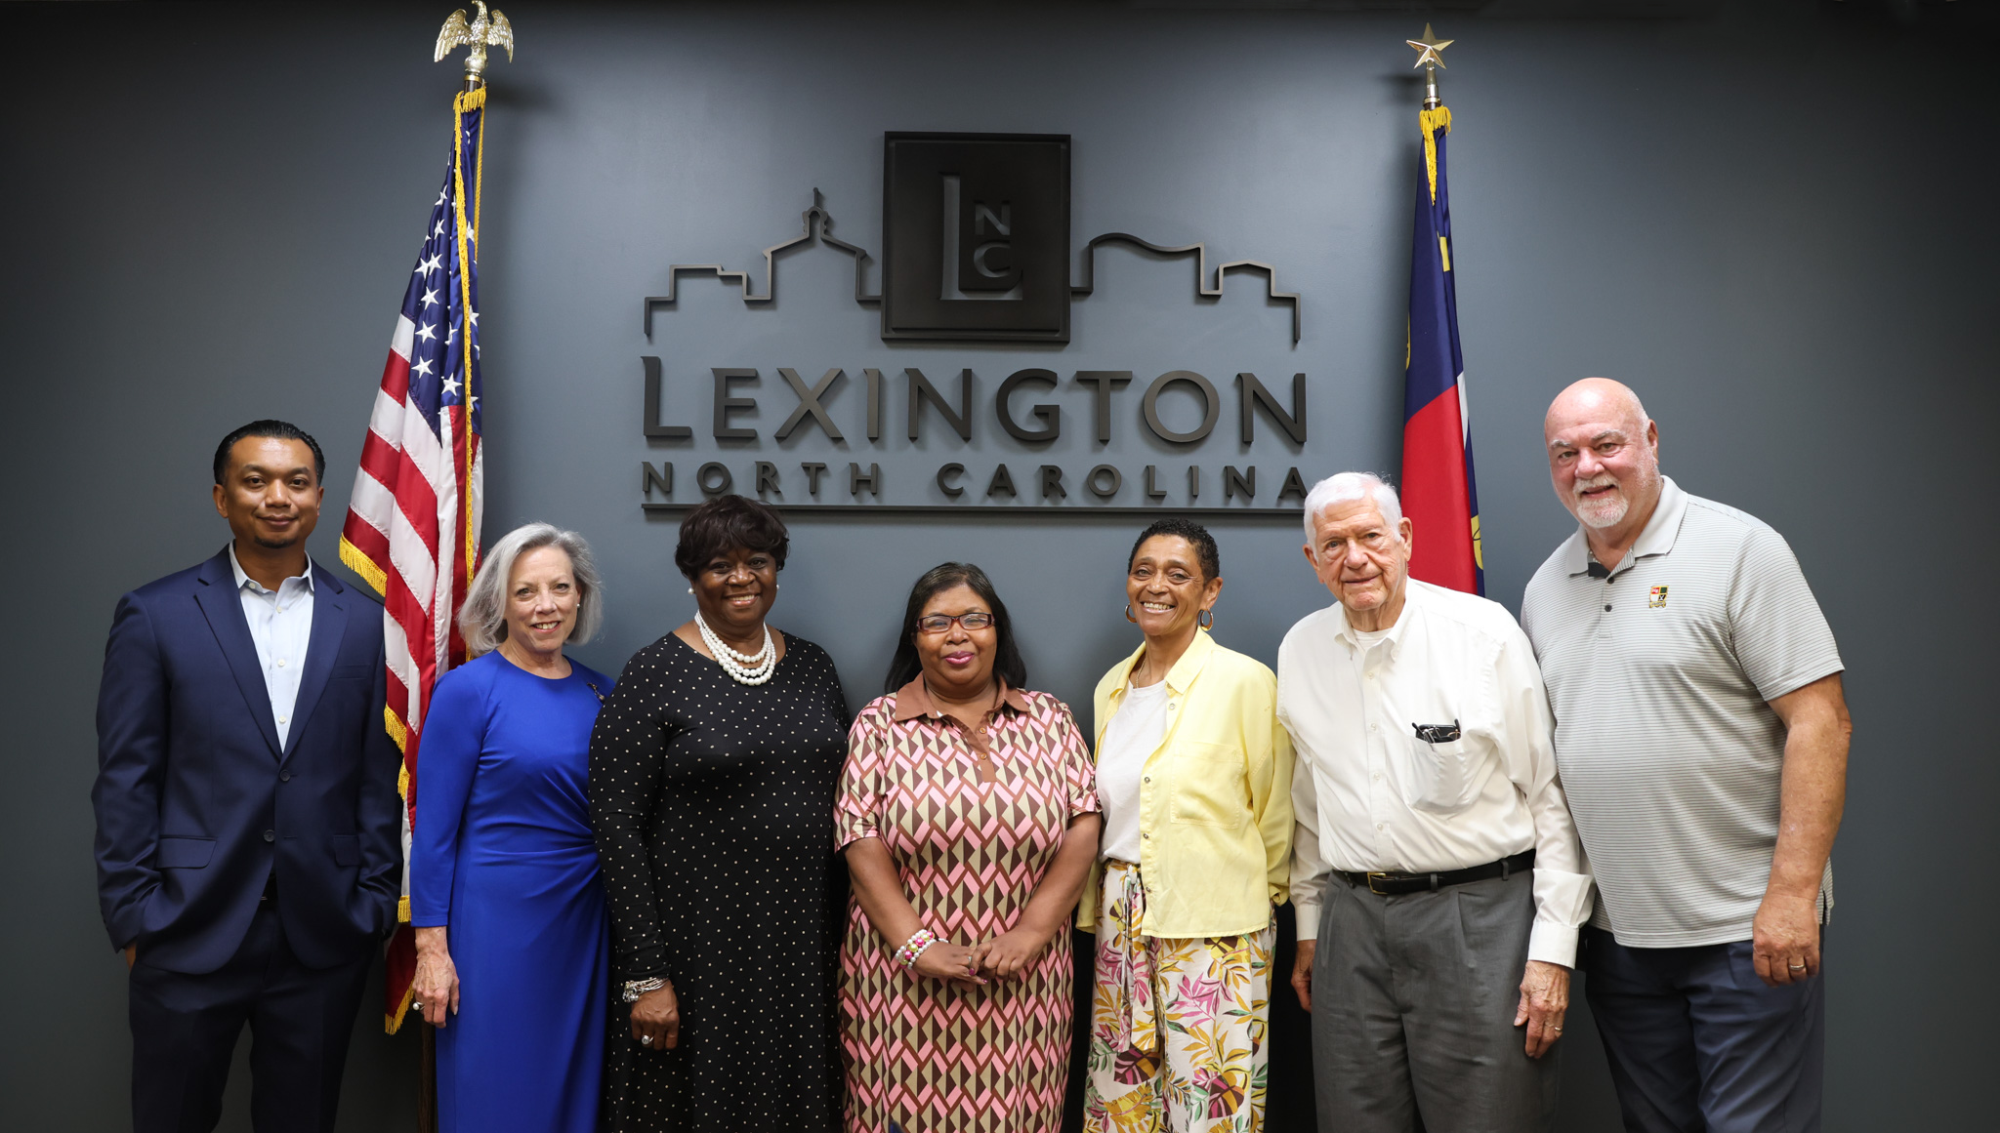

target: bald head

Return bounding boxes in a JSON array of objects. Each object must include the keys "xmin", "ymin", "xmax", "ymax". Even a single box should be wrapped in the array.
[
  {"xmin": 1543, "ymin": 377, "xmax": 1662, "ymax": 536},
  {"xmin": 1545, "ymin": 378, "xmax": 1649, "ymax": 442}
]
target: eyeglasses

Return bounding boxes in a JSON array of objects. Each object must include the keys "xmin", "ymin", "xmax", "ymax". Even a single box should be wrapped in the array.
[{"xmin": 916, "ymin": 612, "xmax": 995, "ymax": 635}]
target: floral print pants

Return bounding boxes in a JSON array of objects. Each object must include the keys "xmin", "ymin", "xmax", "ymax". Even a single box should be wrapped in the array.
[{"xmin": 1083, "ymin": 861, "xmax": 1274, "ymax": 1133}]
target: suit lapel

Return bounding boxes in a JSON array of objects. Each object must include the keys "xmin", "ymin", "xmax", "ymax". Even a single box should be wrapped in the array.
[
  {"xmin": 193, "ymin": 551, "xmax": 282, "ymax": 758},
  {"xmin": 282, "ymin": 566, "xmax": 348, "ymax": 762}
]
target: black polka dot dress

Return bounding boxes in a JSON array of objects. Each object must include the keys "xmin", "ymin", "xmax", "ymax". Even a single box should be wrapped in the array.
[{"xmin": 589, "ymin": 632, "xmax": 850, "ymax": 1133}]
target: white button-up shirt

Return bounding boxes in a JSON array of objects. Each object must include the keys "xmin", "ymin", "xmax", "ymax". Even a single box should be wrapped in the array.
[
  {"xmin": 1279, "ymin": 579, "xmax": 1593, "ymax": 967},
  {"xmin": 228, "ymin": 544, "xmax": 315, "ymax": 749}
]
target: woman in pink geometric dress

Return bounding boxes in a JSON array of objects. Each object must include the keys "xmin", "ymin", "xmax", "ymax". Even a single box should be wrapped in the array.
[{"xmin": 835, "ymin": 562, "xmax": 1102, "ymax": 1133}]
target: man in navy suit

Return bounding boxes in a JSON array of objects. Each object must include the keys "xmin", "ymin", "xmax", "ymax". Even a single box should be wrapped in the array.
[{"xmin": 93, "ymin": 420, "xmax": 402, "ymax": 1133}]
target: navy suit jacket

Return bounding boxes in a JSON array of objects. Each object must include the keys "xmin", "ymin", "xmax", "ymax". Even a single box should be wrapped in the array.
[{"xmin": 93, "ymin": 549, "xmax": 403, "ymax": 974}]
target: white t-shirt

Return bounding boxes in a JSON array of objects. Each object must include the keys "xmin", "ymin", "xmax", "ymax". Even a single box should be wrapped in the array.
[{"xmin": 1096, "ymin": 680, "xmax": 1172, "ymax": 864}]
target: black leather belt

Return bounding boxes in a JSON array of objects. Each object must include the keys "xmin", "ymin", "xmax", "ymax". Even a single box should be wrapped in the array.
[{"xmin": 1338, "ymin": 849, "xmax": 1535, "ymax": 896}]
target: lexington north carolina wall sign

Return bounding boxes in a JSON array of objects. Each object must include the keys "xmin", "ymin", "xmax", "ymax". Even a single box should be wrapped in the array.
[{"xmin": 638, "ymin": 132, "xmax": 1314, "ymax": 518}]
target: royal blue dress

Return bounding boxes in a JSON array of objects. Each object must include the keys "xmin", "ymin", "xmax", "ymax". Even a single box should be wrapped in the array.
[{"xmin": 412, "ymin": 649, "xmax": 614, "ymax": 1133}]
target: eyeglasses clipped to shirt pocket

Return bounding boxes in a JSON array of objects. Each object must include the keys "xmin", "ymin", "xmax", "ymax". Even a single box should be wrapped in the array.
[
  {"xmin": 1166, "ymin": 741, "xmax": 1250, "ymax": 829},
  {"xmin": 1400, "ymin": 735, "xmax": 1484, "ymax": 816}
]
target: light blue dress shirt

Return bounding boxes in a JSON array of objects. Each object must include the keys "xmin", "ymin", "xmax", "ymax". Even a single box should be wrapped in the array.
[{"xmin": 227, "ymin": 544, "xmax": 316, "ymax": 749}]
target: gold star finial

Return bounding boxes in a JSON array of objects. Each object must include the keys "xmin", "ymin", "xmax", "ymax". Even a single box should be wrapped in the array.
[{"xmin": 1407, "ymin": 23, "xmax": 1453, "ymax": 70}]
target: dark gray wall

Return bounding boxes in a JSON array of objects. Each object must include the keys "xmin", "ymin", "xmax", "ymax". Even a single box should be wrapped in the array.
[{"xmin": 4, "ymin": 2, "xmax": 1993, "ymax": 1129}]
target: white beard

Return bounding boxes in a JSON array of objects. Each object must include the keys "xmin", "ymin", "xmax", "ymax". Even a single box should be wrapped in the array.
[
  {"xmin": 1575, "ymin": 491, "xmax": 1628, "ymax": 529},
  {"xmin": 1572, "ymin": 474, "xmax": 1629, "ymax": 528}
]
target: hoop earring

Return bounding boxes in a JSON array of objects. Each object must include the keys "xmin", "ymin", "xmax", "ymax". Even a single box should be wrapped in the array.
[
  {"xmin": 1199, "ymin": 609, "xmax": 1215, "ymax": 631},
  {"xmin": 1123, "ymin": 603, "xmax": 1139, "ymax": 624}
]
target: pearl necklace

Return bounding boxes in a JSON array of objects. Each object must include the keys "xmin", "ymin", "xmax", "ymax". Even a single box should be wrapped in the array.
[{"xmin": 694, "ymin": 612, "xmax": 777, "ymax": 686}]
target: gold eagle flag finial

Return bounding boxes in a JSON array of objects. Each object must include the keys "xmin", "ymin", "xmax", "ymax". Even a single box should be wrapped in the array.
[{"xmin": 436, "ymin": 2, "xmax": 514, "ymax": 88}]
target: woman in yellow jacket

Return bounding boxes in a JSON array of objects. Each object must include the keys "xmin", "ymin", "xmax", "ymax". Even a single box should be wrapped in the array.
[{"xmin": 1080, "ymin": 518, "xmax": 1294, "ymax": 1133}]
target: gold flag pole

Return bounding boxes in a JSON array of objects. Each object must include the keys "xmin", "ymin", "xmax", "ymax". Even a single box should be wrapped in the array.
[
  {"xmin": 407, "ymin": 17, "xmax": 512, "ymax": 1133},
  {"xmin": 1406, "ymin": 22, "xmax": 1455, "ymax": 208},
  {"xmin": 1407, "ymin": 22, "xmax": 1453, "ymax": 110}
]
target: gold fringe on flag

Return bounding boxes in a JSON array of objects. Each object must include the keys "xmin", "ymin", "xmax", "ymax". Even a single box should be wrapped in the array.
[
  {"xmin": 452, "ymin": 88, "xmax": 485, "ymax": 590},
  {"xmin": 337, "ymin": 534, "xmax": 389, "ymax": 598},
  {"xmin": 1422, "ymin": 105, "xmax": 1453, "ymax": 204}
]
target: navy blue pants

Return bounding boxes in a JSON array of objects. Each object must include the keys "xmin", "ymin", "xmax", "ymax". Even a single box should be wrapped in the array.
[
  {"xmin": 128, "ymin": 902, "xmax": 372, "ymax": 1133},
  {"xmin": 1581, "ymin": 926, "xmax": 1825, "ymax": 1133}
]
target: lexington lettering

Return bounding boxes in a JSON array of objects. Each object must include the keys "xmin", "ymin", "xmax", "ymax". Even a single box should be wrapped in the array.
[{"xmin": 638, "ymin": 361, "xmax": 1309, "ymax": 510}]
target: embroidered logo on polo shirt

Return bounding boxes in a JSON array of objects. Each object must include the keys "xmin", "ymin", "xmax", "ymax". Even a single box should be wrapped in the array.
[{"xmin": 1648, "ymin": 585, "xmax": 1670, "ymax": 609}]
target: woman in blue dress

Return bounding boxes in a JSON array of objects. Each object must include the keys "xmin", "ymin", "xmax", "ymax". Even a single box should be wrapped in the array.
[{"xmin": 410, "ymin": 523, "xmax": 615, "ymax": 1133}]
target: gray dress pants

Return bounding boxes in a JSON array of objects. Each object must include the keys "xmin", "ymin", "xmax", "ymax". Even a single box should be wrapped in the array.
[{"xmin": 1310, "ymin": 869, "xmax": 1559, "ymax": 1133}]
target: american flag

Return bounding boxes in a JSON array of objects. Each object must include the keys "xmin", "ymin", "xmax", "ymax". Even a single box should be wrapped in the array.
[{"xmin": 338, "ymin": 88, "xmax": 487, "ymax": 1033}]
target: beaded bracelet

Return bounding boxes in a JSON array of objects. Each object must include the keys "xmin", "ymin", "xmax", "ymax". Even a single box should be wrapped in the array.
[
  {"xmin": 896, "ymin": 928, "xmax": 940, "ymax": 970},
  {"xmin": 621, "ymin": 976, "xmax": 667, "ymax": 1003}
]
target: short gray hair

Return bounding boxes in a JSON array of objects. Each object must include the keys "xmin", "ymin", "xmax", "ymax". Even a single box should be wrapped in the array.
[
  {"xmin": 1302, "ymin": 472, "xmax": 1404, "ymax": 542},
  {"xmin": 458, "ymin": 523, "xmax": 604, "ymax": 657}
]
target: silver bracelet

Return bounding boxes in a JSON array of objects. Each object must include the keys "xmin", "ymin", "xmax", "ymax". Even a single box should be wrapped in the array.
[{"xmin": 622, "ymin": 977, "xmax": 667, "ymax": 1003}]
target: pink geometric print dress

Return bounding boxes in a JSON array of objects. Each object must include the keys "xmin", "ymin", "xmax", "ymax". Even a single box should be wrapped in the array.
[{"xmin": 835, "ymin": 678, "xmax": 1100, "ymax": 1133}]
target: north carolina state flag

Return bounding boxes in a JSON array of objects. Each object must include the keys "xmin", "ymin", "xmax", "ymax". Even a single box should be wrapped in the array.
[{"xmin": 1400, "ymin": 103, "xmax": 1482, "ymax": 595}]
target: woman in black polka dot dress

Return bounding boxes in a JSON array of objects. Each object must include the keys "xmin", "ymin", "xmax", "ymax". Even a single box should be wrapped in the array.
[{"xmin": 589, "ymin": 497, "xmax": 849, "ymax": 1133}]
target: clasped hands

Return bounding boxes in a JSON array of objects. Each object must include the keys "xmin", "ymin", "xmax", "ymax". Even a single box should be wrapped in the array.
[
  {"xmin": 913, "ymin": 926, "xmax": 1053, "ymax": 986},
  {"xmin": 625, "ymin": 925, "xmax": 1053, "ymax": 1055}
]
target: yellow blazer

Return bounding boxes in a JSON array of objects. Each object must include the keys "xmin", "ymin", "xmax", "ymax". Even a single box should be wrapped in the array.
[{"xmin": 1077, "ymin": 629, "xmax": 1294, "ymax": 939}]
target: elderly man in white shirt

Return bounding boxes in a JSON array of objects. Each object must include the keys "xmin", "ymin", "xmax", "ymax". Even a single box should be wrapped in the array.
[{"xmin": 1279, "ymin": 472, "xmax": 1592, "ymax": 1133}]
